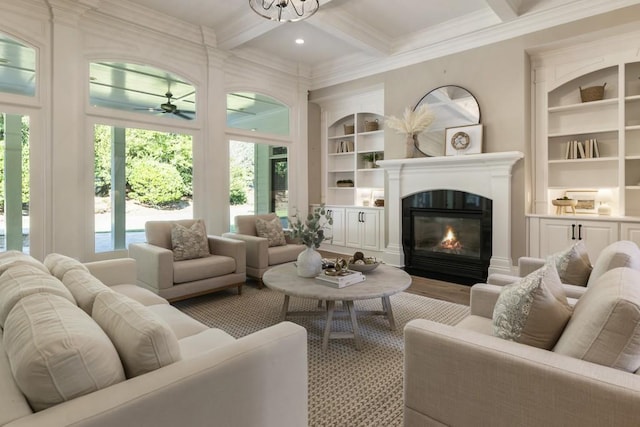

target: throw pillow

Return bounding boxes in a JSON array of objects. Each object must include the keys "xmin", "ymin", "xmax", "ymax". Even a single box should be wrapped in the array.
[
  {"xmin": 62, "ymin": 269, "xmax": 112, "ymax": 315},
  {"xmin": 92, "ymin": 291, "xmax": 181, "ymax": 378},
  {"xmin": 554, "ymin": 267, "xmax": 640, "ymax": 373},
  {"xmin": 586, "ymin": 240, "xmax": 640, "ymax": 287},
  {"xmin": 493, "ymin": 263, "xmax": 573, "ymax": 350},
  {"xmin": 44, "ymin": 253, "xmax": 89, "ymax": 280},
  {"xmin": 0, "ymin": 250, "xmax": 50, "ymax": 277},
  {"xmin": 547, "ymin": 241, "xmax": 592, "ymax": 286},
  {"xmin": 171, "ymin": 220, "xmax": 210, "ymax": 261},
  {"xmin": 3, "ymin": 293, "xmax": 125, "ymax": 411},
  {"xmin": 255, "ymin": 216, "xmax": 286, "ymax": 247},
  {"xmin": 0, "ymin": 264, "xmax": 76, "ymax": 327}
]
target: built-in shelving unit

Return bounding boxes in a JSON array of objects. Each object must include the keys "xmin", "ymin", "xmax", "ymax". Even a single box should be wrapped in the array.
[
  {"xmin": 528, "ymin": 31, "xmax": 640, "ymax": 258},
  {"xmin": 325, "ymin": 112, "xmax": 385, "ymax": 206}
]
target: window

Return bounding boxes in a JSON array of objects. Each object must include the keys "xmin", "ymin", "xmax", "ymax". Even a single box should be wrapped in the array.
[
  {"xmin": 0, "ymin": 33, "xmax": 36, "ymax": 97},
  {"xmin": 229, "ymin": 140, "xmax": 288, "ymax": 231},
  {"xmin": 226, "ymin": 92, "xmax": 289, "ymax": 136},
  {"xmin": 89, "ymin": 62, "xmax": 196, "ymax": 121},
  {"xmin": 94, "ymin": 125, "xmax": 193, "ymax": 252},
  {"xmin": 0, "ymin": 114, "xmax": 30, "ymax": 252}
]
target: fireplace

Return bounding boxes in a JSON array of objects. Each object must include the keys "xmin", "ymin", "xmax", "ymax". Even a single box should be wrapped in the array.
[
  {"xmin": 402, "ymin": 190, "xmax": 492, "ymax": 285},
  {"xmin": 377, "ymin": 151, "xmax": 523, "ymax": 278}
]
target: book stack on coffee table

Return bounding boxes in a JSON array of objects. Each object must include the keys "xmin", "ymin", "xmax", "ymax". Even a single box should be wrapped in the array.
[{"xmin": 316, "ymin": 270, "xmax": 366, "ymax": 288}]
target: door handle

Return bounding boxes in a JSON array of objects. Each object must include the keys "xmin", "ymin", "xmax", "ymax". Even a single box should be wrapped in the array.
[
  {"xmin": 578, "ymin": 224, "xmax": 582, "ymax": 240},
  {"xmin": 571, "ymin": 224, "xmax": 576, "ymax": 240}
]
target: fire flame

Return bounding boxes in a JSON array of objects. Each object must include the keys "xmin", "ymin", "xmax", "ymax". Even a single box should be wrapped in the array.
[{"xmin": 440, "ymin": 226, "xmax": 462, "ymax": 250}]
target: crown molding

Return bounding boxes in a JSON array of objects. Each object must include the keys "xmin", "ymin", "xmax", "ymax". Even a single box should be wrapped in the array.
[{"xmin": 309, "ymin": 0, "xmax": 640, "ymax": 90}]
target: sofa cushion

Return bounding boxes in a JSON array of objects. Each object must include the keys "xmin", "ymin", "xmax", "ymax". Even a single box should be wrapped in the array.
[
  {"xmin": 3, "ymin": 293, "xmax": 125, "ymax": 411},
  {"xmin": 171, "ymin": 220, "xmax": 210, "ymax": 261},
  {"xmin": 493, "ymin": 263, "xmax": 572, "ymax": 349},
  {"xmin": 178, "ymin": 328, "xmax": 236, "ymax": 359},
  {"xmin": 0, "ymin": 330, "xmax": 32, "ymax": 425},
  {"xmin": 0, "ymin": 265, "xmax": 76, "ymax": 327},
  {"xmin": 62, "ymin": 269, "xmax": 112, "ymax": 315},
  {"xmin": 255, "ymin": 216, "xmax": 286, "ymax": 247},
  {"xmin": 586, "ymin": 240, "xmax": 640, "ymax": 287},
  {"xmin": 173, "ymin": 255, "xmax": 236, "ymax": 284},
  {"xmin": 0, "ymin": 250, "xmax": 49, "ymax": 277},
  {"xmin": 92, "ymin": 291, "xmax": 181, "ymax": 378},
  {"xmin": 268, "ymin": 243, "xmax": 305, "ymax": 266},
  {"xmin": 554, "ymin": 267, "xmax": 640, "ymax": 372},
  {"xmin": 110, "ymin": 284, "xmax": 169, "ymax": 306},
  {"xmin": 547, "ymin": 241, "xmax": 592, "ymax": 286},
  {"xmin": 44, "ymin": 253, "xmax": 89, "ymax": 280},
  {"xmin": 146, "ymin": 304, "xmax": 209, "ymax": 339}
]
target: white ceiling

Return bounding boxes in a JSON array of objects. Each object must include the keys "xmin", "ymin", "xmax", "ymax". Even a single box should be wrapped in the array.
[{"xmin": 125, "ymin": 0, "xmax": 640, "ymax": 89}]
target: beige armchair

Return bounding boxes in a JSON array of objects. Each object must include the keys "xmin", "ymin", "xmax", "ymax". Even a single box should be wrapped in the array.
[
  {"xmin": 128, "ymin": 219, "xmax": 246, "ymax": 301},
  {"xmin": 223, "ymin": 213, "xmax": 305, "ymax": 287}
]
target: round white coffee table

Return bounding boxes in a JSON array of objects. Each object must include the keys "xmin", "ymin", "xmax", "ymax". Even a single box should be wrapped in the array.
[{"xmin": 262, "ymin": 263, "xmax": 411, "ymax": 351}]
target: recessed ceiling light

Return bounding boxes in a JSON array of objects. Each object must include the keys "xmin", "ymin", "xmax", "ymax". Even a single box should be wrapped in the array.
[
  {"xmin": 251, "ymin": 128, "xmax": 257, "ymax": 132},
  {"xmin": 295, "ymin": 38, "xmax": 304, "ymax": 45}
]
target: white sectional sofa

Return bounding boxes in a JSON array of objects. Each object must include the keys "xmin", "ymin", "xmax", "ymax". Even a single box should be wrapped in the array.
[{"xmin": 0, "ymin": 252, "xmax": 308, "ymax": 427}]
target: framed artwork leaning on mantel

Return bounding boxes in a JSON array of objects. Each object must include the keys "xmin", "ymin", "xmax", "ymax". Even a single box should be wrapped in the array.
[{"xmin": 445, "ymin": 124, "xmax": 483, "ymax": 156}]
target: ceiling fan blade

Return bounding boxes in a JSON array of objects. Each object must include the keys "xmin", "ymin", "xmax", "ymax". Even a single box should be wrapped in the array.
[{"xmin": 174, "ymin": 111, "xmax": 193, "ymax": 120}]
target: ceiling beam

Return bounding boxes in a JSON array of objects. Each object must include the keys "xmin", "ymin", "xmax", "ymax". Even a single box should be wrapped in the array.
[
  {"xmin": 306, "ymin": 7, "xmax": 391, "ymax": 57},
  {"xmin": 485, "ymin": 0, "xmax": 519, "ymax": 21}
]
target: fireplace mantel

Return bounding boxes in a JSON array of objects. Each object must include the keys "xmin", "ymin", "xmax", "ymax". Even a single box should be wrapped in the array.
[{"xmin": 377, "ymin": 151, "xmax": 523, "ymax": 276}]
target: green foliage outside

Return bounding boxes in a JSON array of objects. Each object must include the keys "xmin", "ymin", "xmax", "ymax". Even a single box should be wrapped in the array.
[
  {"xmin": 94, "ymin": 125, "xmax": 193, "ymax": 207},
  {"xmin": 0, "ymin": 115, "xmax": 30, "ymax": 212},
  {"xmin": 127, "ymin": 159, "xmax": 185, "ymax": 206},
  {"xmin": 229, "ymin": 164, "xmax": 248, "ymax": 205}
]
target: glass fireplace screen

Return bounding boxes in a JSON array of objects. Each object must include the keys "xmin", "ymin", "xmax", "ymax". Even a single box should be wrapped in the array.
[{"xmin": 413, "ymin": 215, "xmax": 482, "ymax": 258}]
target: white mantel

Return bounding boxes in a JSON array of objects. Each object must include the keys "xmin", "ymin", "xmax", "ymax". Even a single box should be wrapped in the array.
[{"xmin": 377, "ymin": 151, "xmax": 524, "ymax": 276}]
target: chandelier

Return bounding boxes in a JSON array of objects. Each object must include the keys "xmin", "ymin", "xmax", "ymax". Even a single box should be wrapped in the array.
[{"xmin": 249, "ymin": 0, "xmax": 320, "ymax": 23}]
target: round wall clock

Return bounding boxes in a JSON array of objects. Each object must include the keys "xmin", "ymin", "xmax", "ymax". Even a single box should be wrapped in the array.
[{"xmin": 450, "ymin": 131, "xmax": 470, "ymax": 150}]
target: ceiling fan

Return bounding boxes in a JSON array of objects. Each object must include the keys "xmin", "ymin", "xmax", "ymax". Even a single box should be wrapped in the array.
[{"xmin": 138, "ymin": 91, "xmax": 194, "ymax": 120}]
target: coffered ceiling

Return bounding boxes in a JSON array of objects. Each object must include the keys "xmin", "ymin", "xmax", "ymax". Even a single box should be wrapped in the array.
[{"xmin": 125, "ymin": 0, "xmax": 640, "ymax": 89}]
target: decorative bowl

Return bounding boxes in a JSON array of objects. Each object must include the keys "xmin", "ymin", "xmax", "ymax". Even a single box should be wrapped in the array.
[
  {"xmin": 551, "ymin": 199, "xmax": 577, "ymax": 207},
  {"xmin": 348, "ymin": 262, "xmax": 380, "ymax": 272}
]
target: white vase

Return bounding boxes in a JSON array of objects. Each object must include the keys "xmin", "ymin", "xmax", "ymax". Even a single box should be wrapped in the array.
[{"xmin": 297, "ymin": 246, "xmax": 323, "ymax": 278}]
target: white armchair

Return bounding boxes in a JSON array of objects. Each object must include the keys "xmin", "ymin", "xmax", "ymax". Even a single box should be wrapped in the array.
[{"xmin": 128, "ymin": 219, "xmax": 246, "ymax": 301}]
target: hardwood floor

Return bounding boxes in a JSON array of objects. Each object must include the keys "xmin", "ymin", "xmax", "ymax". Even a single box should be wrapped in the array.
[{"xmin": 319, "ymin": 251, "xmax": 471, "ymax": 306}]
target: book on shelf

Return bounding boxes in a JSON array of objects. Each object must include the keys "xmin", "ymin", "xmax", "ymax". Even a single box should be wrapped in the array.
[
  {"xmin": 316, "ymin": 270, "xmax": 366, "ymax": 288},
  {"xmin": 577, "ymin": 141, "xmax": 586, "ymax": 159},
  {"xmin": 593, "ymin": 138, "xmax": 600, "ymax": 158}
]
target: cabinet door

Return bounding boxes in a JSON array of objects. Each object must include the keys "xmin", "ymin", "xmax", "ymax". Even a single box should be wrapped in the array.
[
  {"xmin": 539, "ymin": 219, "xmax": 575, "ymax": 256},
  {"xmin": 345, "ymin": 209, "xmax": 362, "ymax": 248},
  {"xmin": 360, "ymin": 210, "xmax": 380, "ymax": 251},
  {"xmin": 326, "ymin": 208, "xmax": 346, "ymax": 247},
  {"xmin": 621, "ymin": 223, "xmax": 640, "ymax": 247},
  {"xmin": 578, "ymin": 220, "xmax": 619, "ymax": 260},
  {"xmin": 539, "ymin": 218, "xmax": 618, "ymax": 260}
]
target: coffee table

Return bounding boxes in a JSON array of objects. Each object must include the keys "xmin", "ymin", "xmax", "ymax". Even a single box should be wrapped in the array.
[{"xmin": 262, "ymin": 263, "xmax": 411, "ymax": 351}]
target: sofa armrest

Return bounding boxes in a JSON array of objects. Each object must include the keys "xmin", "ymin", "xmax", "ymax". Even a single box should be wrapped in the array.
[
  {"xmin": 84, "ymin": 258, "xmax": 137, "ymax": 286},
  {"xmin": 128, "ymin": 243, "xmax": 173, "ymax": 291},
  {"xmin": 469, "ymin": 283, "xmax": 503, "ymax": 318},
  {"xmin": 518, "ymin": 256, "xmax": 545, "ymax": 276},
  {"xmin": 7, "ymin": 322, "xmax": 308, "ymax": 427},
  {"xmin": 486, "ymin": 273, "xmax": 520, "ymax": 286},
  {"xmin": 208, "ymin": 236, "xmax": 246, "ymax": 274},
  {"xmin": 222, "ymin": 232, "xmax": 269, "ymax": 270},
  {"xmin": 404, "ymin": 319, "xmax": 640, "ymax": 427}
]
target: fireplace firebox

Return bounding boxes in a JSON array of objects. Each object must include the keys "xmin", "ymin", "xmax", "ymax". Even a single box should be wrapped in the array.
[{"xmin": 402, "ymin": 190, "xmax": 492, "ymax": 285}]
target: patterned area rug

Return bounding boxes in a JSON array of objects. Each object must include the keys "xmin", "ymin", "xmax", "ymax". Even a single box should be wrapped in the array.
[{"xmin": 173, "ymin": 285, "xmax": 470, "ymax": 427}]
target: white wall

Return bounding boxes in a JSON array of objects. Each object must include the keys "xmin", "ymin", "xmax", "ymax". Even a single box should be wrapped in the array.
[{"xmin": 0, "ymin": 0, "xmax": 310, "ymax": 261}]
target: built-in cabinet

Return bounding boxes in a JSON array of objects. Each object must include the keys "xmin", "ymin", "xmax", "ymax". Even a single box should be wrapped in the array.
[
  {"xmin": 530, "ymin": 216, "xmax": 619, "ymax": 261},
  {"xmin": 528, "ymin": 32, "xmax": 640, "ymax": 260},
  {"xmin": 316, "ymin": 88, "xmax": 386, "ymax": 257},
  {"xmin": 321, "ymin": 205, "xmax": 384, "ymax": 255}
]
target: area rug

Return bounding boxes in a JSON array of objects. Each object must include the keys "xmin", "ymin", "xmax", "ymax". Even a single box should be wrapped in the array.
[{"xmin": 173, "ymin": 285, "xmax": 470, "ymax": 427}]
